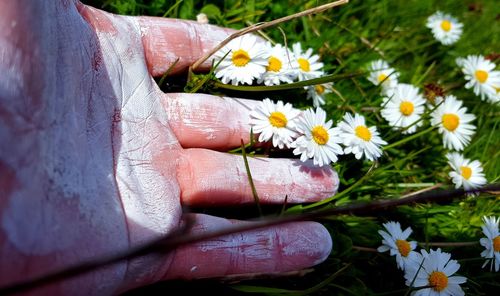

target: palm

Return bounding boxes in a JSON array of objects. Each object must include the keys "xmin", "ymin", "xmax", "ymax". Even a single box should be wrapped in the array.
[{"xmin": 0, "ymin": 1, "xmax": 338, "ymax": 294}]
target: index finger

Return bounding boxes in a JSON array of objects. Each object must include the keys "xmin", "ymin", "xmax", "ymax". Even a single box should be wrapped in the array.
[{"xmin": 137, "ymin": 17, "xmax": 234, "ymax": 76}]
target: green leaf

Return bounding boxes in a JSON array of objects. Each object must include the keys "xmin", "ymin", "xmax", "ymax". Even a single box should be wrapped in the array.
[
  {"xmin": 200, "ymin": 4, "xmax": 221, "ymax": 19},
  {"xmin": 179, "ymin": 0, "xmax": 193, "ymax": 19}
]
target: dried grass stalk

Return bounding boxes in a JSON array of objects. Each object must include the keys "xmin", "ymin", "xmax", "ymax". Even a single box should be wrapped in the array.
[{"xmin": 191, "ymin": 0, "xmax": 349, "ymax": 71}]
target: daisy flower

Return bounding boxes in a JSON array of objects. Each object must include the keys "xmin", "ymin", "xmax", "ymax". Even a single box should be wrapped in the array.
[
  {"xmin": 380, "ymin": 83, "xmax": 426, "ymax": 134},
  {"xmin": 377, "ymin": 221, "xmax": 418, "ymax": 270},
  {"xmin": 291, "ymin": 42, "xmax": 324, "ymax": 81},
  {"xmin": 213, "ymin": 34, "xmax": 269, "ymax": 85},
  {"xmin": 336, "ymin": 113, "xmax": 387, "ymax": 161},
  {"xmin": 430, "ymin": 95, "xmax": 476, "ymax": 151},
  {"xmin": 367, "ymin": 59, "xmax": 400, "ymax": 94},
  {"xmin": 456, "ymin": 55, "xmax": 500, "ymax": 103},
  {"xmin": 404, "ymin": 248, "xmax": 467, "ymax": 296},
  {"xmin": 291, "ymin": 107, "xmax": 343, "ymax": 167},
  {"xmin": 306, "ymin": 83, "xmax": 333, "ymax": 107},
  {"xmin": 426, "ymin": 11, "xmax": 463, "ymax": 45},
  {"xmin": 491, "ymin": 87, "xmax": 500, "ymax": 104},
  {"xmin": 446, "ymin": 152, "xmax": 487, "ymax": 192},
  {"xmin": 480, "ymin": 216, "xmax": 500, "ymax": 272},
  {"xmin": 249, "ymin": 98, "xmax": 300, "ymax": 149},
  {"xmin": 258, "ymin": 43, "xmax": 297, "ymax": 86}
]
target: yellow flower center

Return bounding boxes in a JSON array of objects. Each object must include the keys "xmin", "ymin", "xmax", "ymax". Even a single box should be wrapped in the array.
[
  {"xmin": 315, "ymin": 84, "xmax": 326, "ymax": 95},
  {"xmin": 355, "ymin": 125, "xmax": 372, "ymax": 141},
  {"xmin": 231, "ymin": 49, "xmax": 251, "ymax": 67},
  {"xmin": 298, "ymin": 58, "xmax": 310, "ymax": 72},
  {"xmin": 268, "ymin": 111, "xmax": 288, "ymax": 128},
  {"xmin": 440, "ymin": 20, "xmax": 452, "ymax": 32},
  {"xmin": 428, "ymin": 271, "xmax": 448, "ymax": 292},
  {"xmin": 395, "ymin": 239, "xmax": 411, "ymax": 257},
  {"xmin": 442, "ymin": 113, "xmax": 460, "ymax": 131},
  {"xmin": 475, "ymin": 70, "xmax": 488, "ymax": 84},
  {"xmin": 493, "ymin": 236, "xmax": 500, "ymax": 252},
  {"xmin": 460, "ymin": 166, "xmax": 472, "ymax": 180},
  {"xmin": 378, "ymin": 73, "xmax": 388, "ymax": 82},
  {"xmin": 266, "ymin": 56, "xmax": 282, "ymax": 72},
  {"xmin": 399, "ymin": 101, "xmax": 414, "ymax": 116},
  {"xmin": 312, "ymin": 126, "xmax": 329, "ymax": 145}
]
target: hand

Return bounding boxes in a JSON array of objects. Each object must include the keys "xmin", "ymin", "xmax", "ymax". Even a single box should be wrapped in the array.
[{"xmin": 0, "ymin": 1, "xmax": 338, "ymax": 294}]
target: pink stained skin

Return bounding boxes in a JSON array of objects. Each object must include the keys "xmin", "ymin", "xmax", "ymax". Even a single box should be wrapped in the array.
[{"xmin": 0, "ymin": 1, "xmax": 338, "ymax": 295}]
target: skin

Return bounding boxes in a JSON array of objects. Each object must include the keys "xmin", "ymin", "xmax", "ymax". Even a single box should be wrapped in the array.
[{"xmin": 0, "ymin": 0, "xmax": 338, "ymax": 294}]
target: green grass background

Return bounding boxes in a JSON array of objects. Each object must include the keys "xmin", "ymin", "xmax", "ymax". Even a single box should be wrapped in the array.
[{"xmin": 83, "ymin": 0, "xmax": 499, "ymax": 294}]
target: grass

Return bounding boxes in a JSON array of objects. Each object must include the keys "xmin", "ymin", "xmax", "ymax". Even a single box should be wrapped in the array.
[{"xmin": 84, "ymin": 0, "xmax": 499, "ymax": 294}]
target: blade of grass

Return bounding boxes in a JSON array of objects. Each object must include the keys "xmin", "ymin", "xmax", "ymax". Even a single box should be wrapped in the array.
[
  {"xmin": 162, "ymin": 0, "xmax": 183, "ymax": 17},
  {"xmin": 300, "ymin": 263, "xmax": 352, "ymax": 295},
  {"xmin": 404, "ymin": 258, "xmax": 425, "ymax": 296},
  {"xmin": 383, "ymin": 126, "xmax": 436, "ymax": 151},
  {"xmin": 241, "ymin": 139, "xmax": 263, "ymax": 216},
  {"xmin": 213, "ymin": 72, "xmax": 364, "ymax": 92},
  {"xmin": 413, "ymin": 61, "xmax": 436, "ymax": 86},
  {"xmin": 231, "ymin": 263, "xmax": 351, "ymax": 295},
  {"xmin": 157, "ymin": 58, "xmax": 179, "ymax": 88},
  {"xmin": 287, "ymin": 162, "xmax": 377, "ymax": 213}
]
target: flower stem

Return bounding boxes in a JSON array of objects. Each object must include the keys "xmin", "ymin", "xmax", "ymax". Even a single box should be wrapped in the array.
[
  {"xmin": 288, "ymin": 163, "xmax": 376, "ymax": 212},
  {"xmin": 240, "ymin": 139, "xmax": 263, "ymax": 216},
  {"xmin": 213, "ymin": 72, "xmax": 363, "ymax": 92},
  {"xmin": 419, "ymin": 241, "xmax": 478, "ymax": 247},
  {"xmin": 383, "ymin": 126, "xmax": 435, "ymax": 151}
]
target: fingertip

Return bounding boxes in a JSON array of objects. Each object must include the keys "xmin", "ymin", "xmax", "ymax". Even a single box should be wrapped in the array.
[
  {"xmin": 293, "ymin": 160, "xmax": 340, "ymax": 201},
  {"xmin": 309, "ymin": 221, "xmax": 333, "ymax": 265},
  {"xmin": 164, "ymin": 215, "xmax": 333, "ymax": 280},
  {"xmin": 276, "ymin": 221, "xmax": 332, "ymax": 269},
  {"xmin": 177, "ymin": 150, "xmax": 339, "ymax": 206},
  {"xmin": 137, "ymin": 17, "xmax": 234, "ymax": 76}
]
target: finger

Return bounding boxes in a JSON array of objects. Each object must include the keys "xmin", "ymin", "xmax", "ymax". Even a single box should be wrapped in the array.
[
  {"xmin": 164, "ymin": 214, "xmax": 332, "ymax": 280},
  {"xmin": 136, "ymin": 16, "xmax": 234, "ymax": 76},
  {"xmin": 177, "ymin": 149, "xmax": 339, "ymax": 206},
  {"xmin": 162, "ymin": 93, "xmax": 258, "ymax": 150}
]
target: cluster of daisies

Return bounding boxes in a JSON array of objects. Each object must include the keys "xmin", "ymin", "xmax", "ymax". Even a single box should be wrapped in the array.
[
  {"xmin": 425, "ymin": 11, "xmax": 498, "ymax": 103},
  {"xmin": 250, "ymin": 99, "xmax": 386, "ymax": 167},
  {"xmin": 213, "ymin": 34, "xmax": 332, "ymax": 108},
  {"xmin": 378, "ymin": 217, "xmax": 499, "ymax": 295},
  {"xmin": 364, "ymin": 10, "xmax": 497, "ymax": 192},
  {"xmin": 214, "ymin": 34, "xmax": 387, "ymax": 167},
  {"xmin": 367, "ymin": 57, "xmax": 488, "ymax": 192},
  {"xmin": 212, "ymin": 11, "xmax": 494, "ymax": 191}
]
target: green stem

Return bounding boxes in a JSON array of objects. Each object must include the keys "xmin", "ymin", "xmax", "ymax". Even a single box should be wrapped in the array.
[
  {"xmin": 213, "ymin": 72, "xmax": 364, "ymax": 92},
  {"xmin": 373, "ymin": 288, "xmax": 415, "ymax": 296},
  {"xmin": 240, "ymin": 140, "xmax": 262, "ymax": 216},
  {"xmin": 420, "ymin": 241, "xmax": 478, "ymax": 247},
  {"xmin": 456, "ymin": 257, "xmax": 487, "ymax": 263},
  {"xmin": 292, "ymin": 163, "xmax": 376, "ymax": 212},
  {"xmin": 404, "ymin": 259, "xmax": 426, "ymax": 296},
  {"xmin": 157, "ymin": 58, "xmax": 179, "ymax": 88},
  {"xmin": 414, "ymin": 61, "xmax": 436, "ymax": 86},
  {"xmin": 392, "ymin": 39, "xmax": 438, "ymax": 60},
  {"xmin": 383, "ymin": 126, "xmax": 435, "ymax": 151},
  {"xmin": 300, "ymin": 264, "xmax": 351, "ymax": 295},
  {"xmin": 162, "ymin": 0, "xmax": 183, "ymax": 17}
]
